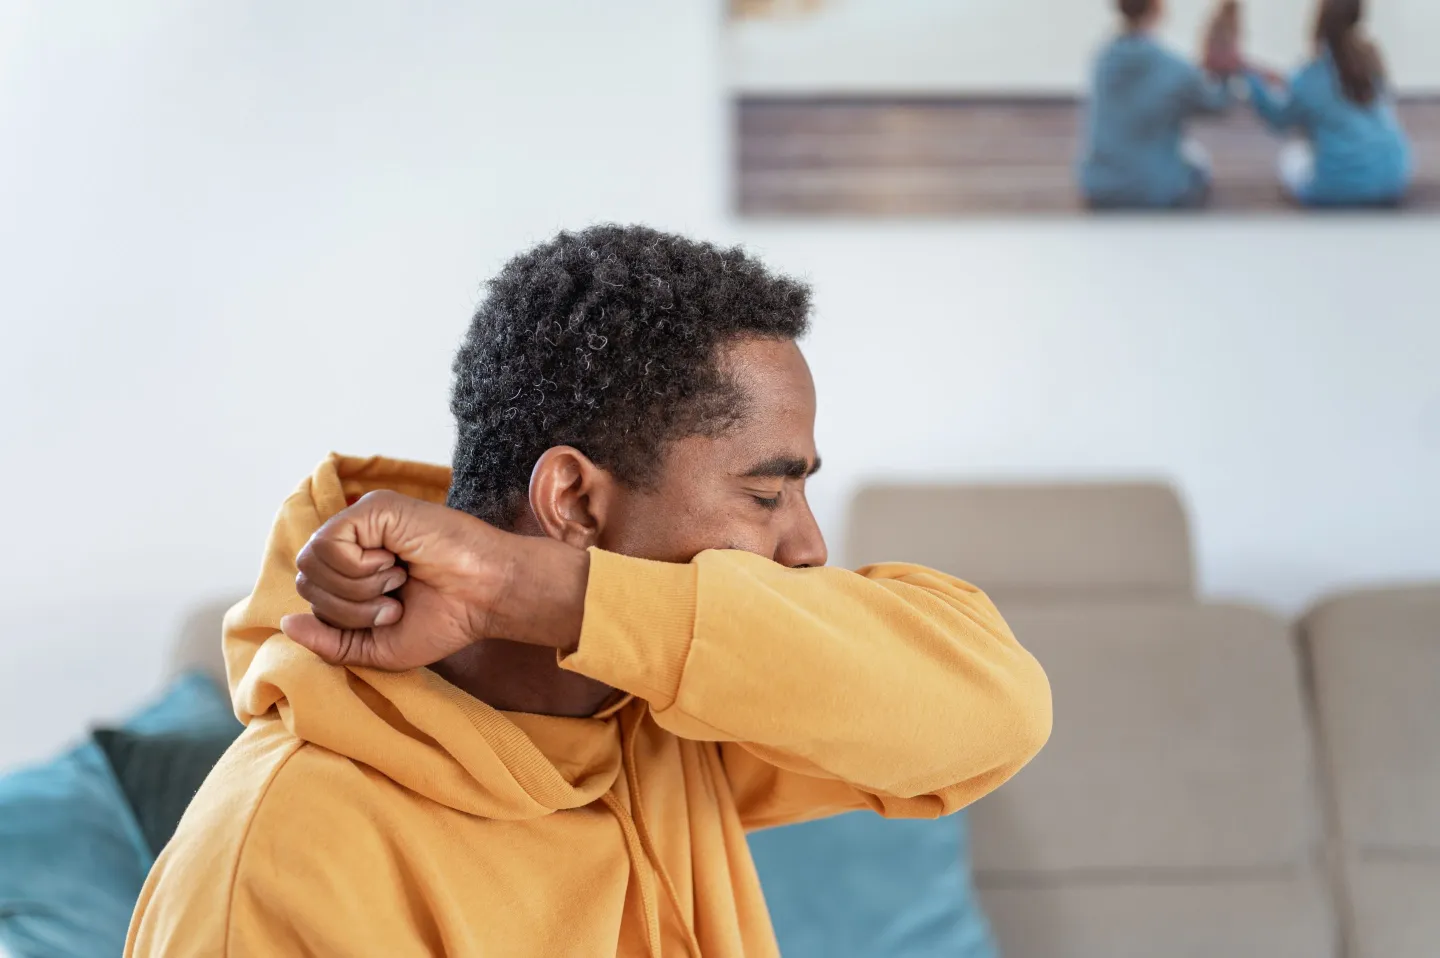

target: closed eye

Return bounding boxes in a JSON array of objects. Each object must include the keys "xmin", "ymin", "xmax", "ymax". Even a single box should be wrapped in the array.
[{"xmin": 751, "ymin": 494, "xmax": 781, "ymax": 511}]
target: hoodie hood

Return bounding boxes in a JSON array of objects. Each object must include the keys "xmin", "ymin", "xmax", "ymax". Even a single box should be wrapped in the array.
[{"xmin": 221, "ymin": 454, "xmax": 627, "ymax": 821}]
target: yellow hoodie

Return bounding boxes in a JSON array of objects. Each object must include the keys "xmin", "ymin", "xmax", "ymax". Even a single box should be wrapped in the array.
[{"xmin": 126, "ymin": 455, "xmax": 1051, "ymax": 958}]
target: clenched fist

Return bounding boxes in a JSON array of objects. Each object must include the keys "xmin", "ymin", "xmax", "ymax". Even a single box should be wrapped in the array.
[{"xmin": 282, "ymin": 491, "xmax": 589, "ymax": 671}]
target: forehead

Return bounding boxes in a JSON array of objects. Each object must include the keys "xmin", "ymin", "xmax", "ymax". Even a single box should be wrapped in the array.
[
  {"xmin": 662, "ymin": 337, "xmax": 818, "ymax": 477},
  {"xmin": 722, "ymin": 337, "xmax": 816, "ymax": 424}
]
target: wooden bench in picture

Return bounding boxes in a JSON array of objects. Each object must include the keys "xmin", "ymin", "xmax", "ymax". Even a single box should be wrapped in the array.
[{"xmin": 736, "ymin": 96, "xmax": 1440, "ymax": 216}]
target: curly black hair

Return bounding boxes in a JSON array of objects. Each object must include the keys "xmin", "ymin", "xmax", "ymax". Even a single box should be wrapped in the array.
[{"xmin": 447, "ymin": 224, "xmax": 812, "ymax": 525}]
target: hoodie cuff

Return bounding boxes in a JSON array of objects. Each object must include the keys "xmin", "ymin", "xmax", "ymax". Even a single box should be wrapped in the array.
[{"xmin": 558, "ymin": 549, "xmax": 697, "ymax": 710}]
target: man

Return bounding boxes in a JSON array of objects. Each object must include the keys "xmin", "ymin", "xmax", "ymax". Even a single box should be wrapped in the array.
[{"xmin": 127, "ymin": 225, "xmax": 1051, "ymax": 957}]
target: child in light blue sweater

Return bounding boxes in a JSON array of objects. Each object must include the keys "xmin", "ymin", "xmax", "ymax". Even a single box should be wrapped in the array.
[
  {"xmin": 1244, "ymin": 0, "xmax": 1410, "ymax": 207},
  {"xmin": 1079, "ymin": 0, "xmax": 1238, "ymax": 209}
]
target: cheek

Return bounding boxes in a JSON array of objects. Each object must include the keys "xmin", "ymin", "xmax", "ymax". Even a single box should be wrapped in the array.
[{"xmin": 599, "ymin": 489, "xmax": 780, "ymax": 564}]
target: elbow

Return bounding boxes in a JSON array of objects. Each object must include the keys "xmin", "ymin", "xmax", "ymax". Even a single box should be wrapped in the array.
[
  {"xmin": 1004, "ymin": 647, "xmax": 1054, "ymax": 769},
  {"xmin": 956, "ymin": 594, "xmax": 1053, "ymax": 769},
  {"xmin": 976, "ymin": 599, "xmax": 1053, "ymax": 768},
  {"xmin": 938, "ymin": 638, "xmax": 1053, "ymax": 787},
  {"xmin": 916, "ymin": 650, "xmax": 1052, "ymax": 812}
]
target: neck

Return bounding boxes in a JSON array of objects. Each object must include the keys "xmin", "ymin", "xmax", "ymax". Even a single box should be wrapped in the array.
[{"xmin": 432, "ymin": 638, "xmax": 619, "ymax": 718}]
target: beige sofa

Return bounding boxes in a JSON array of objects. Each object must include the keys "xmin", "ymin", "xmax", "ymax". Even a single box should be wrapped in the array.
[
  {"xmin": 849, "ymin": 484, "xmax": 1439, "ymax": 958},
  {"xmin": 1305, "ymin": 585, "xmax": 1440, "ymax": 958}
]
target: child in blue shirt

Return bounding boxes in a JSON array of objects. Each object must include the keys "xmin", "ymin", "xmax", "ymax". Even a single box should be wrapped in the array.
[
  {"xmin": 1079, "ymin": 0, "xmax": 1239, "ymax": 209},
  {"xmin": 1245, "ymin": 0, "xmax": 1410, "ymax": 207}
]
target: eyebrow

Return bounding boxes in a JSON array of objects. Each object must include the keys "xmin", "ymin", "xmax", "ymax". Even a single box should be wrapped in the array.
[{"xmin": 740, "ymin": 455, "xmax": 822, "ymax": 480}]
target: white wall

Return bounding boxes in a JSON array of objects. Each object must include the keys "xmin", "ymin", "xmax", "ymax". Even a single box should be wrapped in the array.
[
  {"xmin": 728, "ymin": 0, "xmax": 1440, "ymax": 94},
  {"xmin": 2, "ymin": 0, "xmax": 1437, "ymax": 771}
]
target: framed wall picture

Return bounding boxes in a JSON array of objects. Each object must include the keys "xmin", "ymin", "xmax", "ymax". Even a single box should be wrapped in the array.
[{"xmin": 728, "ymin": 0, "xmax": 1440, "ymax": 215}]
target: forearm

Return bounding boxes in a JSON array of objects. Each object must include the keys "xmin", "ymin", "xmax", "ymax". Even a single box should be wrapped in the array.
[
  {"xmin": 1245, "ymin": 71, "xmax": 1296, "ymax": 130},
  {"xmin": 1177, "ymin": 50, "xmax": 1233, "ymax": 116},
  {"xmin": 559, "ymin": 549, "xmax": 1052, "ymax": 798},
  {"xmin": 1193, "ymin": 73, "xmax": 1234, "ymax": 115}
]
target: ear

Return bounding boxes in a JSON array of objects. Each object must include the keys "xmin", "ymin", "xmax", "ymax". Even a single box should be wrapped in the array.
[{"xmin": 527, "ymin": 446, "xmax": 618, "ymax": 549}]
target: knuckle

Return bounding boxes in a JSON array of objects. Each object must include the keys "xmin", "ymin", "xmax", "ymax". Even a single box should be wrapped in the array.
[{"xmin": 360, "ymin": 489, "xmax": 400, "ymax": 510}]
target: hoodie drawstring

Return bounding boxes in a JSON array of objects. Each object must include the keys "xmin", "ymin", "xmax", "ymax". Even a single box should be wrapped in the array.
[
  {"xmin": 601, "ymin": 704, "xmax": 703, "ymax": 958},
  {"xmin": 600, "ymin": 792, "xmax": 665, "ymax": 958}
]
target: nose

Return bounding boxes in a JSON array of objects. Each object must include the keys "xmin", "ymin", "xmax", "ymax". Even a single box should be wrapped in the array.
[{"xmin": 776, "ymin": 499, "xmax": 828, "ymax": 569}]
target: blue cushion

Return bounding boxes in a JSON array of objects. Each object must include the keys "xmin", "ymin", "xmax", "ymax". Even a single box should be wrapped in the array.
[
  {"xmin": 748, "ymin": 811, "xmax": 998, "ymax": 958},
  {"xmin": 121, "ymin": 672, "xmax": 239, "ymax": 738},
  {"xmin": 0, "ymin": 741, "xmax": 151, "ymax": 958},
  {"xmin": 0, "ymin": 673, "xmax": 239, "ymax": 958},
  {"xmin": 94, "ymin": 674, "xmax": 244, "ymax": 858}
]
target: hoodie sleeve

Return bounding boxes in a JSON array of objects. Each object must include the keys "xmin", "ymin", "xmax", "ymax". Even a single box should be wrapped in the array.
[
  {"xmin": 560, "ymin": 549, "xmax": 1052, "ymax": 829},
  {"xmin": 1178, "ymin": 59, "xmax": 1233, "ymax": 115}
]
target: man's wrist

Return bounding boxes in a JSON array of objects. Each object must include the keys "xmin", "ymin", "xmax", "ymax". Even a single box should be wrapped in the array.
[{"xmin": 487, "ymin": 536, "xmax": 590, "ymax": 653}]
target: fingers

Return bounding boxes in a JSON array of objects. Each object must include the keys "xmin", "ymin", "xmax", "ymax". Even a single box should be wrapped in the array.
[
  {"xmin": 297, "ymin": 542, "xmax": 408, "ymax": 602},
  {"xmin": 302, "ymin": 532, "xmax": 398, "ymax": 580},
  {"xmin": 301, "ymin": 489, "xmax": 418, "ymax": 579},
  {"xmin": 337, "ymin": 490, "xmax": 424, "ymax": 555},
  {"xmin": 281, "ymin": 613, "xmax": 378, "ymax": 667},
  {"xmin": 295, "ymin": 521, "xmax": 410, "ymax": 630},
  {"xmin": 295, "ymin": 574, "xmax": 403, "ymax": 630}
]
